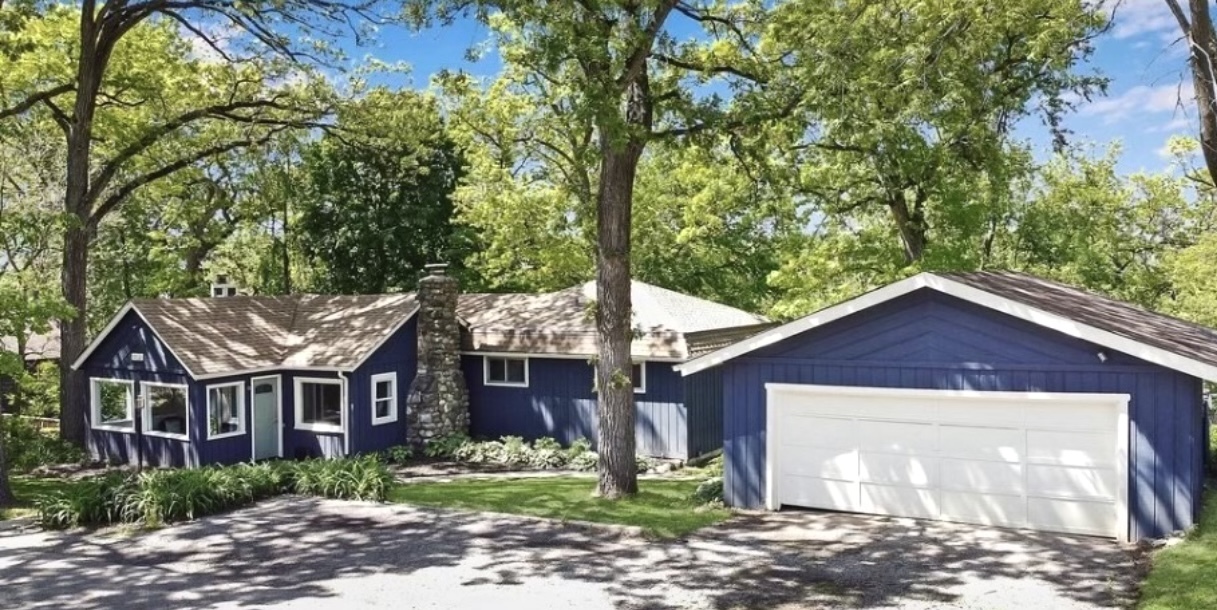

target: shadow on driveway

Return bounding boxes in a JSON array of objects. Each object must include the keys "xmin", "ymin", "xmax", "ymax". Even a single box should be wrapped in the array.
[{"xmin": 0, "ymin": 498, "xmax": 1141, "ymax": 609}]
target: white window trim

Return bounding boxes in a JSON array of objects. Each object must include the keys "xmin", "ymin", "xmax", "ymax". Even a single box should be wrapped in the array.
[
  {"xmin": 483, "ymin": 355, "xmax": 529, "ymax": 387},
  {"xmin": 370, "ymin": 372, "xmax": 398, "ymax": 425},
  {"xmin": 206, "ymin": 381, "xmax": 246, "ymax": 440},
  {"xmin": 632, "ymin": 362, "xmax": 647, "ymax": 394},
  {"xmin": 90, "ymin": 378, "xmax": 135, "ymax": 433},
  {"xmin": 294, "ymin": 377, "xmax": 345, "ymax": 433},
  {"xmin": 141, "ymin": 381, "xmax": 190, "ymax": 441}
]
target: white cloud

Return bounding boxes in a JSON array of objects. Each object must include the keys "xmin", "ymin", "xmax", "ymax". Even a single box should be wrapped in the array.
[
  {"xmin": 1149, "ymin": 114, "xmax": 1193, "ymax": 133},
  {"xmin": 1108, "ymin": 0, "xmax": 1180, "ymax": 42},
  {"xmin": 1079, "ymin": 81, "xmax": 1194, "ymax": 123}
]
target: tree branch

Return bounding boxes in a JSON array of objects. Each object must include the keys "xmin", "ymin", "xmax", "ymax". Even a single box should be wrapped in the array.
[
  {"xmin": 0, "ymin": 84, "xmax": 75, "ymax": 121},
  {"xmin": 617, "ymin": 0, "xmax": 679, "ymax": 90},
  {"xmin": 1165, "ymin": 0, "xmax": 1191, "ymax": 33}
]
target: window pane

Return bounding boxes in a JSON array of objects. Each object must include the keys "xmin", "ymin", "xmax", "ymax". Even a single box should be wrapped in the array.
[
  {"xmin": 146, "ymin": 385, "xmax": 187, "ymax": 435},
  {"xmin": 95, "ymin": 381, "xmax": 132, "ymax": 428},
  {"xmin": 301, "ymin": 383, "xmax": 341, "ymax": 426},
  {"xmin": 209, "ymin": 385, "xmax": 243, "ymax": 436},
  {"xmin": 488, "ymin": 358, "xmax": 506, "ymax": 382},
  {"xmin": 631, "ymin": 364, "xmax": 644, "ymax": 390},
  {"xmin": 375, "ymin": 380, "xmax": 393, "ymax": 400},
  {"xmin": 507, "ymin": 359, "xmax": 526, "ymax": 383},
  {"xmin": 375, "ymin": 398, "xmax": 391, "ymax": 418}
]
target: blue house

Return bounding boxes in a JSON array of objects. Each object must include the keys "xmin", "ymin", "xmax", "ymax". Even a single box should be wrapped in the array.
[
  {"xmin": 73, "ymin": 268, "xmax": 769, "ymax": 466},
  {"xmin": 676, "ymin": 271, "xmax": 1217, "ymax": 542}
]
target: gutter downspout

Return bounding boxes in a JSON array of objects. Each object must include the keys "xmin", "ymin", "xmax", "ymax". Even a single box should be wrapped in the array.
[{"xmin": 339, "ymin": 371, "xmax": 350, "ymax": 457}]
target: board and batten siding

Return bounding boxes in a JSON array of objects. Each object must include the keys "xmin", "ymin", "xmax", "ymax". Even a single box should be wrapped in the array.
[
  {"xmin": 463, "ymin": 356, "xmax": 699, "ymax": 459},
  {"xmin": 348, "ymin": 317, "xmax": 417, "ymax": 454},
  {"xmin": 722, "ymin": 289, "xmax": 1206, "ymax": 541}
]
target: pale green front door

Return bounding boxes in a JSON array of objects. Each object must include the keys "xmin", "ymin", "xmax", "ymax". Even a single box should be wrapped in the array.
[{"xmin": 252, "ymin": 378, "xmax": 280, "ymax": 460}]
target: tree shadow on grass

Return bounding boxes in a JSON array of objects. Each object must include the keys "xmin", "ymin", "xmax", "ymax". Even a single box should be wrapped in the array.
[{"xmin": 0, "ymin": 499, "xmax": 1141, "ymax": 610}]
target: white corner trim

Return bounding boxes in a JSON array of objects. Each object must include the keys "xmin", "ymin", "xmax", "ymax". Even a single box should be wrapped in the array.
[
  {"xmin": 483, "ymin": 355, "xmax": 530, "ymax": 387},
  {"xmin": 370, "ymin": 371, "xmax": 399, "ymax": 425},
  {"xmin": 678, "ymin": 273, "xmax": 1217, "ymax": 383}
]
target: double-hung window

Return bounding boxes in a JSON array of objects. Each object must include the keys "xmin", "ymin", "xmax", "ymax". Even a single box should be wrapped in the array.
[
  {"xmin": 484, "ymin": 356, "xmax": 528, "ymax": 387},
  {"xmin": 207, "ymin": 382, "xmax": 246, "ymax": 439},
  {"xmin": 371, "ymin": 372, "xmax": 398, "ymax": 425}
]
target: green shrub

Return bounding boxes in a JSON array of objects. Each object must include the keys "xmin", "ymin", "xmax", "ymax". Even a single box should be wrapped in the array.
[
  {"xmin": 569, "ymin": 451, "xmax": 599, "ymax": 471},
  {"xmin": 36, "ymin": 457, "xmax": 391, "ymax": 530},
  {"xmin": 454, "ymin": 438, "xmax": 501, "ymax": 463},
  {"xmin": 692, "ymin": 478, "xmax": 724, "ymax": 505},
  {"xmin": 381, "ymin": 445, "xmax": 414, "ymax": 465},
  {"xmin": 499, "ymin": 436, "xmax": 530, "ymax": 464},
  {"xmin": 635, "ymin": 455, "xmax": 654, "ymax": 473},
  {"xmin": 1, "ymin": 416, "xmax": 86, "ymax": 472},
  {"xmin": 424, "ymin": 432, "xmax": 470, "ymax": 459},
  {"xmin": 528, "ymin": 437, "xmax": 569, "ymax": 469}
]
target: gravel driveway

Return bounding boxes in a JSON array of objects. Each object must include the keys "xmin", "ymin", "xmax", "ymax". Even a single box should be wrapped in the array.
[{"xmin": 0, "ymin": 498, "xmax": 1140, "ymax": 609}]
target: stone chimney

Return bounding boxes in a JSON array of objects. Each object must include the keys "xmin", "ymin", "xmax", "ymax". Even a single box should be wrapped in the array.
[{"xmin": 405, "ymin": 263, "xmax": 469, "ymax": 447}]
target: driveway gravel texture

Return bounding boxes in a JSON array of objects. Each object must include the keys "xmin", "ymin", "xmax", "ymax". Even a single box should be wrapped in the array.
[{"xmin": 0, "ymin": 497, "xmax": 1141, "ymax": 609}]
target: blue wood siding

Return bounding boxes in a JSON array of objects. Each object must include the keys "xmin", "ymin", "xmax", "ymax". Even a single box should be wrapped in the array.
[
  {"xmin": 722, "ymin": 289, "xmax": 1206, "ymax": 541},
  {"xmin": 279, "ymin": 370, "xmax": 347, "ymax": 459},
  {"xmin": 82, "ymin": 310, "xmax": 195, "ymax": 467},
  {"xmin": 349, "ymin": 317, "xmax": 416, "ymax": 454},
  {"xmin": 684, "ymin": 367, "xmax": 724, "ymax": 458},
  {"xmin": 464, "ymin": 356, "xmax": 693, "ymax": 458}
]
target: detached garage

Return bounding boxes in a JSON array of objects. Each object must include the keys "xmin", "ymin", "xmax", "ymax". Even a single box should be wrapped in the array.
[{"xmin": 677, "ymin": 271, "xmax": 1216, "ymax": 542}]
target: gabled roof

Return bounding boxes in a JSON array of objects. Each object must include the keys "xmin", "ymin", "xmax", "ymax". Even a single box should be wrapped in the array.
[
  {"xmin": 458, "ymin": 280, "xmax": 771, "ymax": 360},
  {"xmin": 676, "ymin": 271, "xmax": 1217, "ymax": 382},
  {"xmin": 73, "ymin": 294, "xmax": 419, "ymax": 379}
]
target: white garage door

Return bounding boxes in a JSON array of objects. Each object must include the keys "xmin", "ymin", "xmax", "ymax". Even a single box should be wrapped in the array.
[{"xmin": 766, "ymin": 384, "xmax": 1130, "ymax": 539}]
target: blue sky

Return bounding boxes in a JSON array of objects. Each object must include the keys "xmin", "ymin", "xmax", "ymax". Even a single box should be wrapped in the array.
[{"xmin": 355, "ymin": 0, "xmax": 1197, "ymax": 176}]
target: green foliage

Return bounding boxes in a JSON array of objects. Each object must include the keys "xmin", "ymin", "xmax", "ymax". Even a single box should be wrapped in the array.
[
  {"xmin": 0, "ymin": 416, "xmax": 85, "ymax": 472},
  {"xmin": 569, "ymin": 451, "xmax": 599, "ymax": 472},
  {"xmin": 1138, "ymin": 490, "xmax": 1217, "ymax": 610},
  {"xmin": 297, "ymin": 89, "xmax": 481, "ymax": 294},
  {"xmin": 691, "ymin": 478, "xmax": 724, "ymax": 506},
  {"xmin": 36, "ymin": 457, "xmax": 393, "ymax": 529},
  {"xmin": 423, "ymin": 432, "xmax": 471, "ymax": 459},
  {"xmin": 381, "ymin": 445, "xmax": 415, "ymax": 465}
]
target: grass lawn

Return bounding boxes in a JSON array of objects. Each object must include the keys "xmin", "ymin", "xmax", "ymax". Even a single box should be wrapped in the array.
[
  {"xmin": 1139, "ymin": 490, "xmax": 1217, "ymax": 610},
  {"xmin": 0, "ymin": 476, "xmax": 76, "ymax": 521},
  {"xmin": 388, "ymin": 476, "xmax": 730, "ymax": 538}
]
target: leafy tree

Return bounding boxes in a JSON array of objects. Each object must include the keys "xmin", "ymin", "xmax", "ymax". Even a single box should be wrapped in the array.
[
  {"xmin": 414, "ymin": 0, "xmax": 784, "ymax": 497},
  {"xmin": 297, "ymin": 90, "xmax": 479, "ymax": 294},
  {"xmin": 0, "ymin": 3, "xmax": 380, "ymax": 444}
]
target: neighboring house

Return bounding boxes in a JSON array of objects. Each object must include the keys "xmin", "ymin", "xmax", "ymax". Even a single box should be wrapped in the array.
[
  {"xmin": 73, "ymin": 267, "xmax": 769, "ymax": 467},
  {"xmin": 0, "ymin": 327, "xmax": 60, "ymax": 412},
  {"xmin": 677, "ymin": 271, "xmax": 1217, "ymax": 542}
]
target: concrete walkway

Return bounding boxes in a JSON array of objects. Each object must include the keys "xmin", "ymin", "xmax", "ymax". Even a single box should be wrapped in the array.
[{"xmin": 0, "ymin": 497, "xmax": 1141, "ymax": 609}]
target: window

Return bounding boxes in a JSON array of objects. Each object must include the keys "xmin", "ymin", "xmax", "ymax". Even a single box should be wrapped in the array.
[
  {"xmin": 484, "ymin": 356, "xmax": 528, "ymax": 387},
  {"xmin": 143, "ymin": 382, "xmax": 189, "ymax": 439},
  {"xmin": 91, "ymin": 379, "xmax": 134, "ymax": 431},
  {"xmin": 371, "ymin": 372, "xmax": 398, "ymax": 425},
  {"xmin": 207, "ymin": 382, "xmax": 245, "ymax": 439},
  {"xmin": 593, "ymin": 362, "xmax": 647, "ymax": 394},
  {"xmin": 295, "ymin": 378, "xmax": 343, "ymax": 432}
]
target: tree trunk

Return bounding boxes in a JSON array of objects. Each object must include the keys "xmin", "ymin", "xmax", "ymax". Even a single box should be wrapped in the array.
[
  {"xmin": 58, "ymin": 222, "xmax": 90, "ymax": 446},
  {"xmin": 595, "ymin": 77, "xmax": 650, "ymax": 499},
  {"xmin": 1182, "ymin": 0, "xmax": 1217, "ymax": 185},
  {"xmin": 887, "ymin": 191, "xmax": 927, "ymax": 263}
]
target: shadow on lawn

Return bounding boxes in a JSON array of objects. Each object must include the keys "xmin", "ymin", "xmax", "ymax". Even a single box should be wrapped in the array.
[{"xmin": 0, "ymin": 498, "xmax": 1141, "ymax": 610}]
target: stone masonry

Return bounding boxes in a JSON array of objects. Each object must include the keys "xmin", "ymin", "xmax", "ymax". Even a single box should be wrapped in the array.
[{"xmin": 405, "ymin": 264, "xmax": 470, "ymax": 447}]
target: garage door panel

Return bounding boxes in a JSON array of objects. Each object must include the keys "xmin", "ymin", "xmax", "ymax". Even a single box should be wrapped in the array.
[
  {"xmin": 937, "ymin": 401, "xmax": 1023, "ymax": 428},
  {"xmin": 858, "ymin": 421, "xmax": 937, "ymax": 455},
  {"xmin": 859, "ymin": 453, "xmax": 937, "ymax": 487},
  {"xmin": 768, "ymin": 385, "xmax": 1125, "ymax": 539},
  {"xmin": 941, "ymin": 490, "xmax": 1026, "ymax": 527},
  {"xmin": 1024, "ymin": 401, "xmax": 1114, "ymax": 431},
  {"xmin": 860, "ymin": 483, "xmax": 937, "ymax": 519},
  {"xmin": 780, "ymin": 447, "xmax": 858, "ymax": 480},
  {"xmin": 1027, "ymin": 431, "xmax": 1115, "ymax": 467},
  {"xmin": 938, "ymin": 426, "xmax": 1024, "ymax": 463},
  {"xmin": 780, "ymin": 475, "xmax": 858, "ymax": 511},
  {"xmin": 939, "ymin": 459, "xmax": 1023, "ymax": 495},
  {"xmin": 1027, "ymin": 497, "xmax": 1116, "ymax": 536},
  {"xmin": 782, "ymin": 415, "xmax": 856, "ymax": 449},
  {"xmin": 1027, "ymin": 464, "xmax": 1117, "ymax": 501}
]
